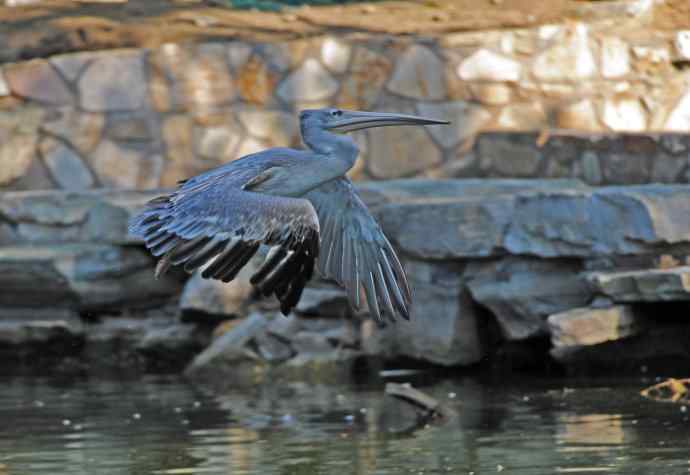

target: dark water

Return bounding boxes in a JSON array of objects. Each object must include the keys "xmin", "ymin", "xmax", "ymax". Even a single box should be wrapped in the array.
[{"xmin": 0, "ymin": 374, "xmax": 688, "ymax": 475}]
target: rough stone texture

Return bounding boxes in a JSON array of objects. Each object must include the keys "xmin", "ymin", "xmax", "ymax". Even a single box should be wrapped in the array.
[
  {"xmin": 237, "ymin": 108, "xmax": 297, "ymax": 147},
  {"xmin": 371, "ymin": 260, "xmax": 484, "ymax": 366},
  {"xmin": 39, "ymin": 137, "xmax": 95, "ymax": 191},
  {"xmin": 388, "ymin": 44, "xmax": 446, "ymax": 100},
  {"xmin": 179, "ymin": 264, "xmax": 257, "ymax": 320},
  {"xmin": 0, "ymin": 244, "xmax": 180, "ymax": 312},
  {"xmin": 0, "ymin": 71, "xmax": 10, "ymax": 97},
  {"xmin": 457, "ymin": 49, "xmax": 522, "ymax": 82},
  {"xmin": 193, "ymin": 115, "xmax": 243, "ymax": 161},
  {"xmin": 548, "ymin": 305, "xmax": 644, "ymax": 354},
  {"xmin": 320, "ymin": 37, "xmax": 351, "ymax": 74},
  {"xmin": 602, "ymin": 97, "xmax": 647, "ymax": 132},
  {"xmin": 477, "ymin": 132, "xmax": 543, "ymax": 177},
  {"xmin": 276, "ymin": 58, "xmax": 338, "ymax": 103},
  {"xmin": 3, "ymin": 60, "xmax": 74, "ymax": 105},
  {"xmin": 467, "ymin": 258, "xmax": 592, "ymax": 340},
  {"xmin": 0, "ymin": 189, "xmax": 160, "ymax": 245},
  {"xmin": 600, "ymin": 36, "xmax": 630, "ymax": 79},
  {"xmin": 79, "ymin": 51, "xmax": 147, "ymax": 112},
  {"xmin": 40, "ymin": 107, "xmax": 105, "ymax": 157},
  {"xmin": 588, "ymin": 267, "xmax": 690, "ymax": 302},
  {"xmin": 367, "ymin": 103, "xmax": 443, "ymax": 178},
  {"xmin": 416, "ymin": 101, "xmax": 491, "ymax": 149},
  {"xmin": 186, "ymin": 312, "xmax": 360, "ymax": 384},
  {"xmin": 665, "ymin": 90, "xmax": 690, "ymax": 132},
  {"xmin": 89, "ymin": 140, "xmax": 152, "ymax": 189},
  {"xmin": 336, "ymin": 47, "xmax": 392, "ymax": 110},
  {"xmin": 533, "ymin": 24, "xmax": 597, "ymax": 81},
  {"xmin": 0, "ymin": 314, "xmax": 83, "ymax": 346}
]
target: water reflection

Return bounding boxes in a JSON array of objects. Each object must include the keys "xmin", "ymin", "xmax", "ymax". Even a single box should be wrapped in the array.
[{"xmin": 0, "ymin": 375, "xmax": 688, "ymax": 474}]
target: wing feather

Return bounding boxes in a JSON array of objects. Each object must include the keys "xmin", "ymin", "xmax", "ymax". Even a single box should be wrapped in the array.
[
  {"xmin": 305, "ymin": 177, "xmax": 411, "ymax": 324},
  {"xmin": 129, "ymin": 170, "xmax": 320, "ymax": 315}
]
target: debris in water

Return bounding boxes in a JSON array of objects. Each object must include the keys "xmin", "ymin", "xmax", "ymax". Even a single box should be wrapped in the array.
[{"xmin": 640, "ymin": 377, "xmax": 690, "ymax": 403}]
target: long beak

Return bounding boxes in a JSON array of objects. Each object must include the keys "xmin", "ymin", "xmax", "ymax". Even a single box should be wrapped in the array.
[{"xmin": 326, "ymin": 110, "xmax": 450, "ymax": 133}]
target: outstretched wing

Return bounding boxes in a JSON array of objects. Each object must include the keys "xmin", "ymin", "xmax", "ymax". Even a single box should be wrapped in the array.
[
  {"xmin": 129, "ymin": 173, "xmax": 320, "ymax": 315},
  {"xmin": 305, "ymin": 178, "xmax": 411, "ymax": 324}
]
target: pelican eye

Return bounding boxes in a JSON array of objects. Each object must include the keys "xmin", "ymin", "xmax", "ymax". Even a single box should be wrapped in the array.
[{"xmin": 331, "ymin": 109, "xmax": 342, "ymax": 117}]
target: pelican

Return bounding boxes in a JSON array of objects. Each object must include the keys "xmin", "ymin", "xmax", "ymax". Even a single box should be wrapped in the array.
[{"xmin": 129, "ymin": 108, "xmax": 449, "ymax": 324}]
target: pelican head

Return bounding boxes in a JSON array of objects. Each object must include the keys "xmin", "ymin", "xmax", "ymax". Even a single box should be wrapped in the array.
[{"xmin": 300, "ymin": 108, "xmax": 450, "ymax": 134}]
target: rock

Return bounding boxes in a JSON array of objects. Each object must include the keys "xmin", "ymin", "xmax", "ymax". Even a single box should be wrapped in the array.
[
  {"xmin": 665, "ymin": 89, "xmax": 690, "ymax": 132},
  {"xmin": 602, "ymin": 96, "xmax": 647, "ymax": 132},
  {"xmin": 600, "ymin": 152, "xmax": 650, "ymax": 184},
  {"xmin": 40, "ymin": 107, "xmax": 105, "ymax": 156},
  {"xmin": 370, "ymin": 260, "xmax": 484, "ymax": 366},
  {"xmin": 0, "ymin": 313, "xmax": 83, "ymax": 346},
  {"xmin": 0, "ymin": 70, "xmax": 9, "ymax": 97},
  {"xmin": 416, "ymin": 101, "xmax": 491, "ymax": 149},
  {"xmin": 467, "ymin": 258, "xmax": 592, "ymax": 340},
  {"xmin": 295, "ymin": 285, "xmax": 349, "ymax": 318},
  {"xmin": 495, "ymin": 102, "xmax": 547, "ymax": 130},
  {"xmin": 3, "ymin": 59, "xmax": 74, "ymax": 105},
  {"xmin": 183, "ymin": 43, "xmax": 236, "ymax": 111},
  {"xmin": 193, "ymin": 115, "xmax": 243, "ymax": 161},
  {"xmin": 276, "ymin": 58, "xmax": 338, "ymax": 102},
  {"xmin": 0, "ymin": 188, "xmax": 161, "ymax": 245},
  {"xmin": 50, "ymin": 52, "xmax": 92, "ymax": 82},
  {"xmin": 320, "ymin": 37, "xmax": 351, "ymax": 73},
  {"xmin": 468, "ymin": 83, "xmax": 512, "ymax": 106},
  {"xmin": 387, "ymin": 44, "xmax": 446, "ymax": 100},
  {"xmin": 0, "ymin": 130, "xmax": 37, "ymax": 186},
  {"xmin": 235, "ymin": 55, "xmax": 280, "ymax": 106},
  {"xmin": 547, "ymin": 305, "xmax": 645, "ymax": 360},
  {"xmin": 84, "ymin": 315, "xmax": 208, "ymax": 370},
  {"xmin": 79, "ymin": 51, "xmax": 147, "ymax": 111},
  {"xmin": 226, "ymin": 42, "xmax": 253, "ymax": 70},
  {"xmin": 106, "ymin": 115, "xmax": 152, "ymax": 143},
  {"xmin": 504, "ymin": 185, "xmax": 690, "ymax": 257},
  {"xmin": 556, "ymin": 99, "xmax": 600, "ymax": 131},
  {"xmin": 179, "ymin": 264, "xmax": 257, "ymax": 321},
  {"xmin": 477, "ymin": 132, "xmax": 543, "ymax": 176},
  {"xmin": 533, "ymin": 23, "xmax": 596, "ymax": 81},
  {"xmin": 336, "ymin": 47, "xmax": 392, "ymax": 110},
  {"xmin": 600, "ymin": 36, "xmax": 630, "ymax": 78},
  {"xmin": 588, "ymin": 267, "xmax": 690, "ymax": 302},
  {"xmin": 457, "ymin": 49, "xmax": 522, "ymax": 82},
  {"xmin": 236, "ymin": 108, "xmax": 297, "ymax": 147},
  {"xmin": 0, "ymin": 244, "xmax": 180, "ymax": 312},
  {"xmin": 89, "ymin": 140, "xmax": 154, "ymax": 189},
  {"xmin": 676, "ymin": 31, "xmax": 690, "ymax": 60},
  {"xmin": 367, "ymin": 103, "xmax": 443, "ymax": 179},
  {"xmin": 579, "ymin": 151, "xmax": 603, "ymax": 185},
  {"xmin": 39, "ymin": 137, "xmax": 95, "ymax": 190}
]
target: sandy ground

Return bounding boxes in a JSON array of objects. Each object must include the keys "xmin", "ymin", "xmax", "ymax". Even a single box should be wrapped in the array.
[{"xmin": 0, "ymin": 0, "xmax": 685, "ymax": 62}]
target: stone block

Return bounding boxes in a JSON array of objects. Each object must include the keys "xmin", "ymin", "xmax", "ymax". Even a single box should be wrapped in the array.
[{"xmin": 588, "ymin": 267, "xmax": 690, "ymax": 302}]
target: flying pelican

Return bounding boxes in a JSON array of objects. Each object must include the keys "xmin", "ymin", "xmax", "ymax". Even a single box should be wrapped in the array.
[{"xmin": 129, "ymin": 108, "xmax": 449, "ymax": 324}]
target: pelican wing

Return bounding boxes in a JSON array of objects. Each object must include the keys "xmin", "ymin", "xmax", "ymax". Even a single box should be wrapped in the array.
[
  {"xmin": 305, "ymin": 178, "xmax": 411, "ymax": 324},
  {"xmin": 129, "ymin": 173, "xmax": 320, "ymax": 315}
]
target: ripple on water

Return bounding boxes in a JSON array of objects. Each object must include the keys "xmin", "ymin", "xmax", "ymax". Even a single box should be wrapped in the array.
[{"xmin": 0, "ymin": 376, "xmax": 689, "ymax": 475}]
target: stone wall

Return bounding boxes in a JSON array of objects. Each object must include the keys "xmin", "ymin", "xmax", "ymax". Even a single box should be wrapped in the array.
[{"xmin": 1, "ymin": 17, "xmax": 690, "ymax": 191}]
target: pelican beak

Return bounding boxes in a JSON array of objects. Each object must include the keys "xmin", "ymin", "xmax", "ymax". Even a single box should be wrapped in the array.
[{"xmin": 326, "ymin": 110, "xmax": 450, "ymax": 133}]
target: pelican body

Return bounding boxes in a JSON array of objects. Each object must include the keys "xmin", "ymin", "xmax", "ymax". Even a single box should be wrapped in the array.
[{"xmin": 129, "ymin": 109, "xmax": 449, "ymax": 324}]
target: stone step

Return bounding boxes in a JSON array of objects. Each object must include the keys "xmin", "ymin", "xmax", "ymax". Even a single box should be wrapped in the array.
[
  {"xmin": 0, "ymin": 244, "xmax": 180, "ymax": 313},
  {"xmin": 588, "ymin": 266, "xmax": 690, "ymax": 302},
  {"xmin": 364, "ymin": 180, "xmax": 690, "ymax": 259}
]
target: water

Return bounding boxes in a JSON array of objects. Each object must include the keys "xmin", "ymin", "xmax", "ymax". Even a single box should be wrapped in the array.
[{"xmin": 0, "ymin": 374, "xmax": 688, "ymax": 475}]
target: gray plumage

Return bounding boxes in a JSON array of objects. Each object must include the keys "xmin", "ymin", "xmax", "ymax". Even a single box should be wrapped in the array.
[{"xmin": 129, "ymin": 108, "xmax": 448, "ymax": 324}]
